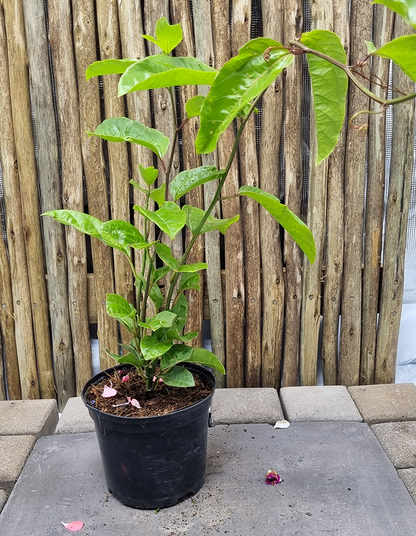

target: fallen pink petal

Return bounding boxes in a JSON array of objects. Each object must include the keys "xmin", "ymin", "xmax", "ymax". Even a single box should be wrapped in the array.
[
  {"xmin": 102, "ymin": 385, "xmax": 118, "ymax": 398},
  {"xmin": 127, "ymin": 396, "xmax": 141, "ymax": 409},
  {"xmin": 61, "ymin": 520, "xmax": 84, "ymax": 532},
  {"xmin": 122, "ymin": 375, "xmax": 130, "ymax": 382},
  {"xmin": 265, "ymin": 470, "xmax": 281, "ymax": 485}
]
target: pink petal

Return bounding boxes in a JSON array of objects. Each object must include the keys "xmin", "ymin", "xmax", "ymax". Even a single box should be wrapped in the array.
[
  {"xmin": 122, "ymin": 375, "xmax": 130, "ymax": 382},
  {"xmin": 265, "ymin": 470, "xmax": 281, "ymax": 485},
  {"xmin": 102, "ymin": 385, "xmax": 118, "ymax": 398},
  {"xmin": 61, "ymin": 521, "xmax": 84, "ymax": 532},
  {"xmin": 127, "ymin": 396, "xmax": 141, "ymax": 409}
]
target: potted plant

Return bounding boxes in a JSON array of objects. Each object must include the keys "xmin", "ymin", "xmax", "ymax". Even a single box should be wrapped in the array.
[{"xmin": 44, "ymin": 2, "xmax": 415, "ymax": 509}]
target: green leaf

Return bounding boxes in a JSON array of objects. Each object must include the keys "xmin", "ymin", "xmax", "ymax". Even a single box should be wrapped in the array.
[
  {"xmin": 106, "ymin": 294, "xmax": 137, "ymax": 333},
  {"xmin": 187, "ymin": 348, "xmax": 226, "ymax": 375},
  {"xmin": 170, "ymin": 293, "xmax": 188, "ymax": 332},
  {"xmin": 119, "ymin": 56, "xmax": 217, "ymax": 96},
  {"xmin": 43, "ymin": 210, "xmax": 103, "ymax": 239},
  {"xmin": 165, "ymin": 327, "xmax": 199, "ymax": 343},
  {"xmin": 161, "ymin": 366, "xmax": 195, "ymax": 387},
  {"xmin": 182, "ymin": 205, "xmax": 239, "ymax": 235},
  {"xmin": 130, "ymin": 180, "xmax": 148, "ymax": 196},
  {"xmin": 373, "ymin": 0, "xmax": 416, "ymax": 29},
  {"xmin": 179, "ymin": 272, "xmax": 200, "ymax": 292},
  {"xmin": 155, "ymin": 242, "xmax": 178, "ymax": 270},
  {"xmin": 149, "ymin": 184, "xmax": 166, "ymax": 207},
  {"xmin": 170, "ymin": 166, "xmax": 223, "ymax": 201},
  {"xmin": 236, "ymin": 103, "xmax": 259, "ymax": 117},
  {"xmin": 139, "ymin": 164, "xmax": 158, "ymax": 186},
  {"xmin": 131, "ymin": 240, "xmax": 158, "ymax": 251},
  {"xmin": 195, "ymin": 38, "xmax": 293, "ymax": 154},
  {"xmin": 140, "ymin": 335, "xmax": 173, "ymax": 360},
  {"xmin": 375, "ymin": 35, "xmax": 416, "ymax": 82},
  {"xmin": 239, "ymin": 186, "xmax": 316, "ymax": 264},
  {"xmin": 142, "ymin": 17, "xmax": 183, "ymax": 55},
  {"xmin": 176, "ymin": 263, "xmax": 208, "ymax": 273},
  {"xmin": 88, "ymin": 117, "xmax": 170, "ymax": 159},
  {"xmin": 106, "ymin": 349, "xmax": 144, "ymax": 369},
  {"xmin": 365, "ymin": 41, "xmax": 377, "ymax": 55},
  {"xmin": 300, "ymin": 30, "xmax": 348, "ymax": 164},
  {"xmin": 147, "ymin": 311, "xmax": 177, "ymax": 331},
  {"xmin": 135, "ymin": 202, "xmax": 186, "ymax": 240},
  {"xmin": 160, "ymin": 344, "xmax": 193, "ymax": 370},
  {"xmin": 102, "ymin": 220, "xmax": 146, "ymax": 253},
  {"xmin": 86, "ymin": 59, "xmax": 137, "ymax": 80},
  {"xmin": 149, "ymin": 283, "xmax": 164, "ymax": 310},
  {"xmin": 152, "ymin": 266, "xmax": 171, "ymax": 284},
  {"xmin": 185, "ymin": 95, "xmax": 205, "ymax": 118}
]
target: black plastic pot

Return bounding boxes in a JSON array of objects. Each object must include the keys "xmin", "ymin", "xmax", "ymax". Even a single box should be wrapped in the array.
[{"xmin": 81, "ymin": 363, "xmax": 216, "ymax": 509}]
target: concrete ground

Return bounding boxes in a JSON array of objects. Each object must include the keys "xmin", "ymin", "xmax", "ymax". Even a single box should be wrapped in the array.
[{"xmin": 1, "ymin": 384, "xmax": 416, "ymax": 535}]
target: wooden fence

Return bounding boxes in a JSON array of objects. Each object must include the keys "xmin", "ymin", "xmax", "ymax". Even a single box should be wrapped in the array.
[{"xmin": 0, "ymin": 0, "xmax": 414, "ymax": 410}]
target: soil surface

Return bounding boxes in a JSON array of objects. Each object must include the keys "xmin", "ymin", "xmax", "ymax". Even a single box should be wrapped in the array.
[{"xmin": 85, "ymin": 366, "xmax": 213, "ymax": 418}]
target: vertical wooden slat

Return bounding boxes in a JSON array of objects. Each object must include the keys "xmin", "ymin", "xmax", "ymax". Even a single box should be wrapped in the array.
[
  {"xmin": 72, "ymin": 0, "xmax": 118, "ymax": 370},
  {"xmin": 96, "ymin": 0, "xmax": 133, "ymax": 344},
  {"xmin": 282, "ymin": 0, "xmax": 304, "ymax": 387},
  {"xmin": 260, "ymin": 0, "xmax": 285, "ymax": 389},
  {"xmin": 212, "ymin": 0, "xmax": 245, "ymax": 387},
  {"xmin": 48, "ymin": 0, "xmax": 93, "ymax": 393},
  {"xmin": 171, "ymin": 0, "xmax": 204, "ymax": 347},
  {"xmin": 22, "ymin": 0, "xmax": 75, "ymax": 408},
  {"xmin": 2, "ymin": 0, "xmax": 55, "ymax": 399},
  {"xmin": 232, "ymin": 0, "xmax": 261, "ymax": 387},
  {"xmin": 361, "ymin": 5, "xmax": 394, "ymax": 385},
  {"xmin": 321, "ymin": 0, "xmax": 349, "ymax": 385},
  {"xmin": 375, "ymin": 16, "xmax": 415, "ymax": 384},
  {"xmin": 339, "ymin": 0, "xmax": 372, "ymax": 386},
  {"xmin": 193, "ymin": 0, "xmax": 225, "ymax": 386}
]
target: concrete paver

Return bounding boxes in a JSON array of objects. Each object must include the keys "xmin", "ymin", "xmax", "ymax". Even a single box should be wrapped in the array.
[
  {"xmin": 0, "ymin": 435, "xmax": 36, "ymax": 494},
  {"xmin": 398, "ymin": 468, "xmax": 416, "ymax": 504},
  {"xmin": 55, "ymin": 397, "xmax": 94, "ymax": 434},
  {"xmin": 280, "ymin": 386, "xmax": 363, "ymax": 422},
  {"xmin": 1, "ymin": 423, "xmax": 416, "ymax": 535},
  {"xmin": 211, "ymin": 388, "xmax": 283, "ymax": 425},
  {"xmin": 371, "ymin": 421, "xmax": 416, "ymax": 469},
  {"xmin": 0, "ymin": 400, "xmax": 58, "ymax": 439},
  {"xmin": 0, "ymin": 490, "xmax": 7, "ymax": 514},
  {"xmin": 348, "ymin": 383, "xmax": 416, "ymax": 424}
]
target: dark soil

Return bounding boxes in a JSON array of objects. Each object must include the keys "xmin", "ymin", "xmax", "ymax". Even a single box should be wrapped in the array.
[{"xmin": 85, "ymin": 366, "xmax": 213, "ymax": 418}]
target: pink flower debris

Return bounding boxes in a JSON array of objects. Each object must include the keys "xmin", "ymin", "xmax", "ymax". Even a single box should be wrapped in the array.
[
  {"xmin": 102, "ymin": 384, "xmax": 118, "ymax": 398},
  {"xmin": 265, "ymin": 470, "xmax": 281, "ymax": 485},
  {"xmin": 121, "ymin": 375, "xmax": 130, "ymax": 382},
  {"xmin": 127, "ymin": 396, "xmax": 141, "ymax": 409},
  {"xmin": 61, "ymin": 520, "xmax": 84, "ymax": 532},
  {"xmin": 152, "ymin": 376, "xmax": 164, "ymax": 383}
]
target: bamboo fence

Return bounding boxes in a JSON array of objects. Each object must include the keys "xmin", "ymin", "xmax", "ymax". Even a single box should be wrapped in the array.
[{"xmin": 0, "ymin": 0, "xmax": 414, "ymax": 409}]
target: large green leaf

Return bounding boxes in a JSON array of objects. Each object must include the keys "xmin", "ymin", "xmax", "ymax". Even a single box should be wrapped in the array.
[
  {"xmin": 118, "ymin": 56, "xmax": 217, "ymax": 96},
  {"xmin": 43, "ymin": 210, "xmax": 103, "ymax": 239},
  {"xmin": 146, "ymin": 311, "xmax": 177, "ymax": 331},
  {"xmin": 155, "ymin": 242, "xmax": 178, "ymax": 270},
  {"xmin": 182, "ymin": 205, "xmax": 239, "ymax": 236},
  {"xmin": 135, "ymin": 202, "xmax": 186, "ymax": 240},
  {"xmin": 140, "ymin": 335, "xmax": 173, "ymax": 360},
  {"xmin": 375, "ymin": 35, "xmax": 416, "ymax": 82},
  {"xmin": 101, "ymin": 220, "xmax": 146, "ymax": 254},
  {"xmin": 170, "ymin": 166, "xmax": 223, "ymax": 201},
  {"xmin": 160, "ymin": 344, "xmax": 193, "ymax": 370},
  {"xmin": 373, "ymin": 0, "xmax": 416, "ymax": 29},
  {"xmin": 195, "ymin": 38, "xmax": 293, "ymax": 154},
  {"xmin": 106, "ymin": 350, "xmax": 144, "ymax": 369},
  {"xmin": 160, "ymin": 366, "xmax": 195, "ymax": 387},
  {"xmin": 179, "ymin": 272, "xmax": 200, "ymax": 292},
  {"xmin": 88, "ymin": 117, "xmax": 170, "ymax": 159},
  {"xmin": 86, "ymin": 59, "xmax": 137, "ymax": 80},
  {"xmin": 142, "ymin": 17, "xmax": 183, "ymax": 55},
  {"xmin": 106, "ymin": 294, "xmax": 137, "ymax": 333},
  {"xmin": 239, "ymin": 186, "xmax": 316, "ymax": 264},
  {"xmin": 187, "ymin": 348, "xmax": 226, "ymax": 375},
  {"xmin": 300, "ymin": 30, "xmax": 348, "ymax": 164}
]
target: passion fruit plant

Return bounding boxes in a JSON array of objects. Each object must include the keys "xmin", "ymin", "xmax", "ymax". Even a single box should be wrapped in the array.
[{"xmin": 45, "ymin": 0, "xmax": 416, "ymax": 391}]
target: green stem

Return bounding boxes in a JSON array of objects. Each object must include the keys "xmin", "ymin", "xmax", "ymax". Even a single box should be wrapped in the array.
[
  {"xmin": 141, "ymin": 253, "xmax": 154, "ymax": 323},
  {"xmin": 165, "ymin": 87, "xmax": 179, "ymax": 203}
]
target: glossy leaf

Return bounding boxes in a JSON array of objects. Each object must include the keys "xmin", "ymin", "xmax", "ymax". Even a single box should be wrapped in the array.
[
  {"xmin": 373, "ymin": 0, "xmax": 416, "ymax": 29},
  {"xmin": 179, "ymin": 272, "xmax": 200, "ymax": 292},
  {"xmin": 139, "ymin": 164, "xmax": 158, "ymax": 186},
  {"xmin": 86, "ymin": 59, "xmax": 137, "ymax": 80},
  {"xmin": 183, "ymin": 205, "xmax": 239, "ymax": 236},
  {"xmin": 155, "ymin": 242, "xmax": 178, "ymax": 270},
  {"xmin": 165, "ymin": 327, "xmax": 199, "ymax": 343},
  {"xmin": 170, "ymin": 166, "xmax": 223, "ymax": 201},
  {"xmin": 375, "ymin": 35, "xmax": 416, "ymax": 82},
  {"xmin": 195, "ymin": 38, "xmax": 293, "ymax": 154},
  {"xmin": 119, "ymin": 56, "xmax": 217, "ymax": 96},
  {"xmin": 170, "ymin": 293, "xmax": 188, "ymax": 332},
  {"xmin": 160, "ymin": 344, "xmax": 193, "ymax": 370},
  {"xmin": 135, "ymin": 202, "xmax": 186, "ymax": 240},
  {"xmin": 102, "ymin": 220, "xmax": 146, "ymax": 251},
  {"xmin": 140, "ymin": 335, "xmax": 173, "ymax": 360},
  {"xmin": 161, "ymin": 366, "xmax": 195, "ymax": 387},
  {"xmin": 147, "ymin": 311, "xmax": 177, "ymax": 331},
  {"xmin": 149, "ymin": 184, "xmax": 166, "ymax": 207},
  {"xmin": 106, "ymin": 349, "xmax": 144, "ymax": 369},
  {"xmin": 106, "ymin": 294, "xmax": 137, "ymax": 333},
  {"xmin": 149, "ymin": 283, "xmax": 164, "ymax": 310},
  {"xmin": 185, "ymin": 95, "xmax": 205, "ymax": 118},
  {"xmin": 239, "ymin": 186, "xmax": 316, "ymax": 264},
  {"xmin": 142, "ymin": 17, "xmax": 183, "ymax": 55},
  {"xmin": 187, "ymin": 347, "xmax": 226, "ymax": 375},
  {"xmin": 176, "ymin": 263, "xmax": 208, "ymax": 273},
  {"xmin": 88, "ymin": 117, "xmax": 170, "ymax": 159},
  {"xmin": 130, "ymin": 240, "xmax": 158, "ymax": 251},
  {"xmin": 300, "ymin": 30, "xmax": 348, "ymax": 164},
  {"xmin": 43, "ymin": 210, "xmax": 103, "ymax": 239},
  {"xmin": 152, "ymin": 265, "xmax": 171, "ymax": 283}
]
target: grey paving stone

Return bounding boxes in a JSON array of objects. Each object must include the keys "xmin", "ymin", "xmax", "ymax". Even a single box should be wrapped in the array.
[
  {"xmin": 0, "ymin": 400, "xmax": 58, "ymax": 439},
  {"xmin": 398, "ymin": 468, "xmax": 416, "ymax": 504},
  {"xmin": 0, "ymin": 435, "xmax": 36, "ymax": 494},
  {"xmin": 211, "ymin": 388, "xmax": 283, "ymax": 425},
  {"xmin": 371, "ymin": 421, "xmax": 416, "ymax": 469},
  {"xmin": 348, "ymin": 383, "xmax": 416, "ymax": 424},
  {"xmin": 1, "ymin": 423, "xmax": 416, "ymax": 535},
  {"xmin": 280, "ymin": 386, "xmax": 363, "ymax": 422},
  {"xmin": 0, "ymin": 490, "xmax": 8, "ymax": 514},
  {"xmin": 55, "ymin": 397, "xmax": 94, "ymax": 434}
]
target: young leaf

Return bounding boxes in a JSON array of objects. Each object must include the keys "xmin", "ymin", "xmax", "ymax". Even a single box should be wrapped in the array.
[
  {"xmin": 152, "ymin": 265, "xmax": 171, "ymax": 284},
  {"xmin": 179, "ymin": 272, "xmax": 200, "ymax": 292},
  {"xmin": 142, "ymin": 17, "xmax": 183, "ymax": 55},
  {"xmin": 195, "ymin": 38, "xmax": 293, "ymax": 154},
  {"xmin": 155, "ymin": 242, "xmax": 178, "ymax": 270},
  {"xmin": 147, "ymin": 311, "xmax": 177, "ymax": 331},
  {"xmin": 140, "ymin": 335, "xmax": 173, "ymax": 360},
  {"xmin": 170, "ymin": 294, "xmax": 188, "ymax": 332},
  {"xmin": 135, "ymin": 202, "xmax": 186, "ymax": 240},
  {"xmin": 182, "ymin": 205, "xmax": 239, "ymax": 235},
  {"xmin": 300, "ymin": 30, "xmax": 348, "ymax": 164},
  {"xmin": 239, "ymin": 186, "xmax": 316, "ymax": 264},
  {"xmin": 149, "ymin": 184, "xmax": 166, "ymax": 207},
  {"xmin": 170, "ymin": 166, "xmax": 223, "ymax": 201},
  {"xmin": 365, "ymin": 41, "xmax": 377, "ymax": 55},
  {"xmin": 106, "ymin": 294, "xmax": 137, "ymax": 333},
  {"xmin": 375, "ymin": 35, "xmax": 416, "ymax": 82},
  {"xmin": 86, "ymin": 59, "xmax": 137, "ymax": 80},
  {"xmin": 149, "ymin": 283, "xmax": 165, "ymax": 310},
  {"xmin": 139, "ymin": 164, "xmax": 158, "ymax": 186},
  {"xmin": 176, "ymin": 263, "xmax": 208, "ymax": 273},
  {"xmin": 185, "ymin": 95, "xmax": 205, "ymax": 118},
  {"xmin": 187, "ymin": 347, "xmax": 226, "ymax": 375},
  {"xmin": 160, "ymin": 344, "xmax": 193, "ymax": 370},
  {"xmin": 88, "ymin": 117, "xmax": 170, "ymax": 159},
  {"xmin": 130, "ymin": 180, "xmax": 148, "ymax": 196},
  {"xmin": 161, "ymin": 366, "xmax": 195, "ymax": 387},
  {"xmin": 373, "ymin": 0, "xmax": 416, "ymax": 30},
  {"xmin": 119, "ymin": 56, "xmax": 217, "ymax": 96}
]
